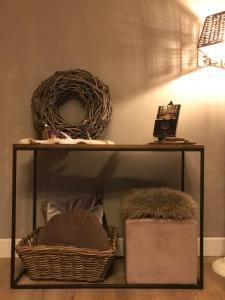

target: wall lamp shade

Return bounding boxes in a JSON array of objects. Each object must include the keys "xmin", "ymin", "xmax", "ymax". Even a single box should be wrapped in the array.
[{"xmin": 197, "ymin": 11, "xmax": 225, "ymax": 68}]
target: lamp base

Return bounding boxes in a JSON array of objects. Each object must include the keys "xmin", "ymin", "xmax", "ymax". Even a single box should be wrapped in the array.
[{"xmin": 212, "ymin": 257, "xmax": 225, "ymax": 277}]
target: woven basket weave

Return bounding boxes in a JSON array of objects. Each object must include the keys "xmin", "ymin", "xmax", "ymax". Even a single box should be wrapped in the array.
[
  {"xmin": 16, "ymin": 226, "xmax": 117, "ymax": 282},
  {"xmin": 31, "ymin": 69, "xmax": 112, "ymax": 139}
]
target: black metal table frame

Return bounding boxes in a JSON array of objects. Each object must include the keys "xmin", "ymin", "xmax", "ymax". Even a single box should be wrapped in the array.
[{"xmin": 10, "ymin": 143, "xmax": 204, "ymax": 289}]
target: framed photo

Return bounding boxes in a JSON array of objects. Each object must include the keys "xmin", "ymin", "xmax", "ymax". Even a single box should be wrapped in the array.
[{"xmin": 153, "ymin": 101, "xmax": 181, "ymax": 138}]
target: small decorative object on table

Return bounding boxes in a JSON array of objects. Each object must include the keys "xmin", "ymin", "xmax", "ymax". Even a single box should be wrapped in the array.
[
  {"xmin": 41, "ymin": 124, "xmax": 68, "ymax": 139},
  {"xmin": 153, "ymin": 101, "xmax": 181, "ymax": 140},
  {"xmin": 153, "ymin": 137, "xmax": 196, "ymax": 144}
]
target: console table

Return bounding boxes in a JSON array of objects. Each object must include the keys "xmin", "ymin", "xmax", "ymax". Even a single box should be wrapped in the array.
[{"xmin": 11, "ymin": 143, "xmax": 204, "ymax": 289}]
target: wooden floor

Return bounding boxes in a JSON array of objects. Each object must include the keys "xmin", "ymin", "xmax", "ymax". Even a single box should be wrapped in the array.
[{"xmin": 0, "ymin": 257, "xmax": 224, "ymax": 300}]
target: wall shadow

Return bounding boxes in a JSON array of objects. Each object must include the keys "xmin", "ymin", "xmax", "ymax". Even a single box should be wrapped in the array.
[
  {"xmin": 9, "ymin": 0, "xmax": 201, "ymax": 102},
  {"xmin": 35, "ymin": 151, "xmax": 181, "ymax": 196},
  {"xmin": 78, "ymin": 0, "xmax": 200, "ymax": 100}
]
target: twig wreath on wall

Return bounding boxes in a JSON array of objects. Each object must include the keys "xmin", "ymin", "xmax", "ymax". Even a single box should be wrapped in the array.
[{"xmin": 31, "ymin": 69, "xmax": 112, "ymax": 139}]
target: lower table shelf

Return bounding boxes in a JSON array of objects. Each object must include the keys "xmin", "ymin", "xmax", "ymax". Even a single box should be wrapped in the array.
[{"xmin": 13, "ymin": 257, "xmax": 203, "ymax": 289}]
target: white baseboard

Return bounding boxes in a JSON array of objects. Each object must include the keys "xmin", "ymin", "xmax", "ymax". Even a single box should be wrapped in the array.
[
  {"xmin": 203, "ymin": 238, "xmax": 225, "ymax": 256},
  {"xmin": 0, "ymin": 239, "xmax": 20, "ymax": 258},
  {"xmin": 0, "ymin": 237, "xmax": 224, "ymax": 258}
]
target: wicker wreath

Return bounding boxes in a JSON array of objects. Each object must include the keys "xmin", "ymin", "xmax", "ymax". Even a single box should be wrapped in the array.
[{"xmin": 31, "ymin": 69, "xmax": 112, "ymax": 139}]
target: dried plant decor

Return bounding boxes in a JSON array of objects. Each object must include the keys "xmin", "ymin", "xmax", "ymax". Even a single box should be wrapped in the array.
[{"xmin": 31, "ymin": 69, "xmax": 112, "ymax": 139}]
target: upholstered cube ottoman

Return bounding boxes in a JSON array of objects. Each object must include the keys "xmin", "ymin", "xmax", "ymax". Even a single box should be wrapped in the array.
[{"xmin": 125, "ymin": 218, "xmax": 198, "ymax": 284}]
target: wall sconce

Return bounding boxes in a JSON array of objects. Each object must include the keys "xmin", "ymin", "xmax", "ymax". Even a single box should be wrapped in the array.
[{"xmin": 197, "ymin": 11, "xmax": 225, "ymax": 68}]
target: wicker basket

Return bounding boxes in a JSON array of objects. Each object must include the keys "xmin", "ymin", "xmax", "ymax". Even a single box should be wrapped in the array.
[{"xmin": 16, "ymin": 226, "xmax": 117, "ymax": 282}]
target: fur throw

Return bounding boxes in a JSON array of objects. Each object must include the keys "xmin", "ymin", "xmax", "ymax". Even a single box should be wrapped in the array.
[
  {"xmin": 121, "ymin": 187, "xmax": 197, "ymax": 220},
  {"xmin": 18, "ymin": 137, "xmax": 114, "ymax": 145}
]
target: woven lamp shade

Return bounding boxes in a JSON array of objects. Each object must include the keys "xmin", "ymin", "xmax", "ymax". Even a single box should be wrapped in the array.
[{"xmin": 198, "ymin": 11, "xmax": 225, "ymax": 49}]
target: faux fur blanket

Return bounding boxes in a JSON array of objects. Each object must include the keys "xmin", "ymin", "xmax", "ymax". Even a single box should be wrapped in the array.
[
  {"xmin": 121, "ymin": 187, "xmax": 197, "ymax": 220},
  {"xmin": 18, "ymin": 137, "xmax": 114, "ymax": 145}
]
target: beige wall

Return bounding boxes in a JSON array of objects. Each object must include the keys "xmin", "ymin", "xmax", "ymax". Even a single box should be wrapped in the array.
[{"xmin": 0, "ymin": 0, "xmax": 224, "ymax": 238}]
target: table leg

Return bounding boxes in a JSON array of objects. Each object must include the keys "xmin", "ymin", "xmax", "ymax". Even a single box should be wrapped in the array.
[{"xmin": 10, "ymin": 148, "xmax": 17, "ymax": 288}]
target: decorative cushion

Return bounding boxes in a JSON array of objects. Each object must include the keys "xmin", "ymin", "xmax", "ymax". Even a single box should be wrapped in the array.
[
  {"xmin": 121, "ymin": 187, "xmax": 197, "ymax": 220},
  {"xmin": 46, "ymin": 202, "xmax": 104, "ymax": 224},
  {"xmin": 42, "ymin": 190, "xmax": 104, "ymax": 222},
  {"xmin": 38, "ymin": 208, "xmax": 109, "ymax": 250}
]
